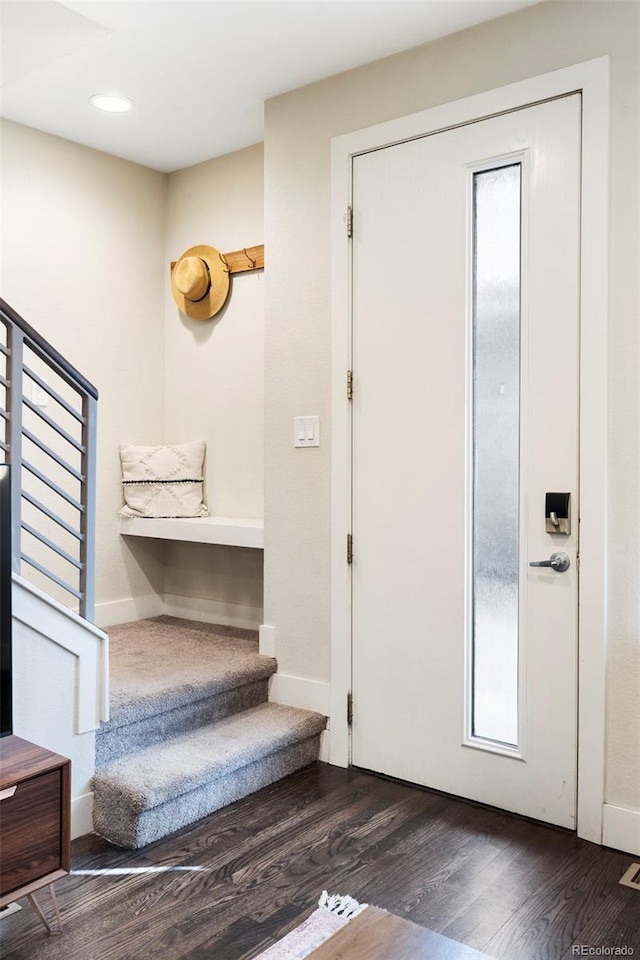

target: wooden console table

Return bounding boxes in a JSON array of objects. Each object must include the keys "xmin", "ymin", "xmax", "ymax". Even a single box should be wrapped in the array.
[{"xmin": 0, "ymin": 735, "xmax": 70, "ymax": 934}]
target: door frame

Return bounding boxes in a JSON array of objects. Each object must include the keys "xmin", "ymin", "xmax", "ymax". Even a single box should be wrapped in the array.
[{"xmin": 329, "ymin": 57, "xmax": 609, "ymax": 845}]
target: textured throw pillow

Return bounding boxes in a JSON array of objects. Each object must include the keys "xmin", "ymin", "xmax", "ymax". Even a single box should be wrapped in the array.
[{"xmin": 119, "ymin": 441, "xmax": 209, "ymax": 518}]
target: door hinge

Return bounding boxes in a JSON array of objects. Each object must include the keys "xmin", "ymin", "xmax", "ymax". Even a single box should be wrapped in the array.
[
  {"xmin": 347, "ymin": 692, "xmax": 353, "ymax": 725},
  {"xmin": 347, "ymin": 369, "xmax": 353, "ymax": 401},
  {"xmin": 347, "ymin": 533, "xmax": 353, "ymax": 564},
  {"xmin": 346, "ymin": 205, "xmax": 353, "ymax": 238}
]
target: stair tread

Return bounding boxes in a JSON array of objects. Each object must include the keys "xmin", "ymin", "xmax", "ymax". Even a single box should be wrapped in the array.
[
  {"xmin": 93, "ymin": 702, "xmax": 326, "ymax": 811},
  {"xmin": 103, "ymin": 616, "xmax": 276, "ymax": 729}
]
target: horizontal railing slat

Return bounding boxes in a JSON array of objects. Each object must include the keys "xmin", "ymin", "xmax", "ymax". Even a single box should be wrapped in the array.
[
  {"xmin": 23, "ymin": 459, "xmax": 84, "ymax": 512},
  {"xmin": 21, "ymin": 520, "xmax": 83, "ymax": 570},
  {"xmin": 22, "ymin": 427, "xmax": 85, "ymax": 482},
  {"xmin": 22, "ymin": 396, "xmax": 85, "ymax": 453},
  {"xmin": 23, "ymin": 365, "xmax": 85, "ymax": 424},
  {"xmin": 21, "ymin": 552, "xmax": 83, "ymax": 600},
  {"xmin": 21, "ymin": 490, "xmax": 83, "ymax": 541}
]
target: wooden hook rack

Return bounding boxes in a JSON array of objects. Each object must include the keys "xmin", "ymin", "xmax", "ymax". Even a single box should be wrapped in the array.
[{"xmin": 170, "ymin": 244, "xmax": 264, "ymax": 276}]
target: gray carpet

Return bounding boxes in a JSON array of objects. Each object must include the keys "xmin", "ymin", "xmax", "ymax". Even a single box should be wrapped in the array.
[
  {"xmin": 92, "ymin": 616, "xmax": 326, "ymax": 849},
  {"xmin": 95, "ymin": 679, "xmax": 269, "ymax": 766},
  {"xmin": 102, "ymin": 616, "xmax": 276, "ymax": 728}
]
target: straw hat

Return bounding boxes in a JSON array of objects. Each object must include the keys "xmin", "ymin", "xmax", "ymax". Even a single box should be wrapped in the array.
[{"xmin": 171, "ymin": 244, "xmax": 230, "ymax": 320}]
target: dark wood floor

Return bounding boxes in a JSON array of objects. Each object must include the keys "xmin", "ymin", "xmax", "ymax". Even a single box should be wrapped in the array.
[{"xmin": 1, "ymin": 764, "xmax": 638, "ymax": 960}]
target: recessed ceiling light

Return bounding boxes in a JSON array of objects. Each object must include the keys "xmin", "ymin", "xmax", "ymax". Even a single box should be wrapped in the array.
[{"xmin": 90, "ymin": 94, "xmax": 134, "ymax": 114}]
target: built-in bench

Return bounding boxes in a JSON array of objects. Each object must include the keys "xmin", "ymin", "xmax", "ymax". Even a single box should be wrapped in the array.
[{"xmin": 119, "ymin": 516, "xmax": 264, "ymax": 549}]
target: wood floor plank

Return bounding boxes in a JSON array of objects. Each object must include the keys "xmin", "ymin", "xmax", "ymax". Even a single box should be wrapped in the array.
[
  {"xmin": 572, "ymin": 893, "xmax": 640, "ymax": 955},
  {"xmin": 559, "ymin": 890, "xmax": 639, "ymax": 960},
  {"xmin": 441, "ymin": 823, "xmax": 586, "ymax": 951},
  {"xmin": 338, "ymin": 794, "xmax": 523, "ymax": 923},
  {"xmin": 481, "ymin": 837, "xmax": 636, "ymax": 959},
  {"xmin": 1, "ymin": 764, "xmax": 637, "ymax": 960},
  {"xmin": 404, "ymin": 815, "xmax": 532, "ymax": 931}
]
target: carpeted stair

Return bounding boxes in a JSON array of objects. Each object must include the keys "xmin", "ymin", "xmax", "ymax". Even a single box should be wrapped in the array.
[{"xmin": 92, "ymin": 616, "xmax": 326, "ymax": 849}]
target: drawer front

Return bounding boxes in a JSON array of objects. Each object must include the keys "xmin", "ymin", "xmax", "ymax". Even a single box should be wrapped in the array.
[{"xmin": 0, "ymin": 769, "xmax": 61, "ymax": 896}]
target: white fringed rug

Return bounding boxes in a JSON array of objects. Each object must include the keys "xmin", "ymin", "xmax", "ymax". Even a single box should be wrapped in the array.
[{"xmin": 254, "ymin": 892, "xmax": 368, "ymax": 960}]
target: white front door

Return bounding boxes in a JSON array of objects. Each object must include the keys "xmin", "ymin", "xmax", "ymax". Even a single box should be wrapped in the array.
[{"xmin": 351, "ymin": 95, "xmax": 581, "ymax": 828}]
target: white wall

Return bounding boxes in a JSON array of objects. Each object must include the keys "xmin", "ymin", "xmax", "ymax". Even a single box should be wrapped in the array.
[
  {"xmin": 163, "ymin": 144, "xmax": 264, "ymax": 619},
  {"xmin": 1, "ymin": 120, "xmax": 167, "ymax": 616},
  {"xmin": 263, "ymin": 1, "xmax": 639, "ymax": 816}
]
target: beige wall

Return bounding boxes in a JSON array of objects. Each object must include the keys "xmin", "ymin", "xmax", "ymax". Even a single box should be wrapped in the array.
[
  {"xmin": 163, "ymin": 144, "xmax": 264, "ymax": 615},
  {"xmin": 1, "ymin": 120, "xmax": 167, "ymax": 611},
  {"xmin": 165, "ymin": 144, "xmax": 264, "ymax": 519},
  {"xmin": 1, "ymin": 126, "xmax": 265, "ymax": 827},
  {"xmin": 1, "ymin": 125, "xmax": 266, "ymax": 625},
  {"xmin": 264, "ymin": 1, "xmax": 639, "ymax": 811}
]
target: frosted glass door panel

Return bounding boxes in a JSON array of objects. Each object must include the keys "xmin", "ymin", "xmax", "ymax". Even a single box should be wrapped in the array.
[{"xmin": 472, "ymin": 164, "xmax": 521, "ymax": 747}]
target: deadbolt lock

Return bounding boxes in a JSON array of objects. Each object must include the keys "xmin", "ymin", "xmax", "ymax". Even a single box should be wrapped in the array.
[{"xmin": 545, "ymin": 492, "xmax": 571, "ymax": 535}]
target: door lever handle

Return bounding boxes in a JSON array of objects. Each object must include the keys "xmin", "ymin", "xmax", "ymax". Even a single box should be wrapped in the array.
[{"xmin": 529, "ymin": 551, "xmax": 570, "ymax": 573}]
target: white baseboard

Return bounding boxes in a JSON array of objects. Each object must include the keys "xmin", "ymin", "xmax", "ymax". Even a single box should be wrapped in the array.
[
  {"xmin": 259, "ymin": 624, "xmax": 277, "ymax": 657},
  {"xmin": 269, "ymin": 673, "xmax": 331, "ymax": 760},
  {"xmin": 95, "ymin": 594, "xmax": 164, "ymax": 629},
  {"xmin": 319, "ymin": 727, "xmax": 331, "ymax": 762},
  {"xmin": 94, "ymin": 594, "xmax": 263, "ymax": 631},
  {"xmin": 71, "ymin": 792, "xmax": 94, "ymax": 840},
  {"xmin": 269, "ymin": 673, "xmax": 331, "ymax": 716},
  {"xmin": 163, "ymin": 594, "xmax": 263, "ymax": 631},
  {"xmin": 603, "ymin": 803, "xmax": 640, "ymax": 855}
]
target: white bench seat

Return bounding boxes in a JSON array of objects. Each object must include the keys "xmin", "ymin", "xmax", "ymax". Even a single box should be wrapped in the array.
[{"xmin": 119, "ymin": 516, "xmax": 264, "ymax": 549}]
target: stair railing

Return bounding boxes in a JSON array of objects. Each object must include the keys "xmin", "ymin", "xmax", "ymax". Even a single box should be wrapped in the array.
[{"xmin": 0, "ymin": 298, "xmax": 98, "ymax": 623}]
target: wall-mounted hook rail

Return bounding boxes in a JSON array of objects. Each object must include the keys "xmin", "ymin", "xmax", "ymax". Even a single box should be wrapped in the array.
[
  {"xmin": 221, "ymin": 245, "xmax": 264, "ymax": 274},
  {"xmin": 170, "ymin": 244, "xmax": 264, "ymax": 277}
]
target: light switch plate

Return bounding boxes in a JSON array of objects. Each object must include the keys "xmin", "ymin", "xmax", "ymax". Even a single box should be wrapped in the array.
[
  {"xmin": 29, "ymin": 380, "xmax": 49, "ymax": 407},
  {"xmin": 294, "ymin": 416, "xmax": 320, "ymax": 447}
]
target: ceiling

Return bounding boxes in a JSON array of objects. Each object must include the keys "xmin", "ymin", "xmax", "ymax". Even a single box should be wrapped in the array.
[{"xmin": 1, "ymin": 1, "xmax": 538, "ymax": 173}]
